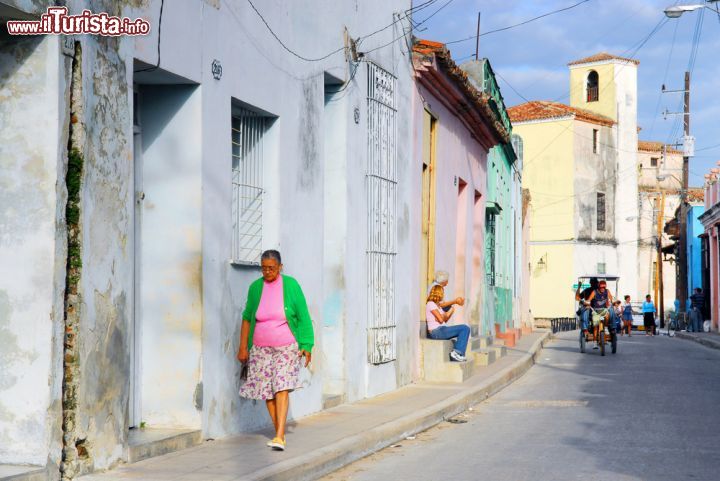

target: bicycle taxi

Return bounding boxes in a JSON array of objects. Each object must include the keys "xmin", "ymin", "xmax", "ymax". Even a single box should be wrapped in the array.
[{"xmin": 576, "ymin": 275, "xmax": 619, "ymax": 356}]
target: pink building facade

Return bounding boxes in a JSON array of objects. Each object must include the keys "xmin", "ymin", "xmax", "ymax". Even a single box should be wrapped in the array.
[
  {"xmin": 411, "ymin": 40, "xmax": 509, "ymax": 349},
  {"xmin": 700, "ymin": 177, "xmax": 720, "ymax": 331}
]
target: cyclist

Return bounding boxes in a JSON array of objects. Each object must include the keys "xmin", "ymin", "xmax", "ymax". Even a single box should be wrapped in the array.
[
  {"xmin": 575, "ymin": 277, "xmax": 598, "ymax": 331},
  {"xmin": 586, "ymin": 280, "xmax": 613, "ymax": 348}
]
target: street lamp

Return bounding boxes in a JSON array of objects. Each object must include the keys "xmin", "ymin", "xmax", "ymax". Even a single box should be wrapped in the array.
[{"xmin": 665, "ymin": 1, "xmax": 720, "ymax": 18}]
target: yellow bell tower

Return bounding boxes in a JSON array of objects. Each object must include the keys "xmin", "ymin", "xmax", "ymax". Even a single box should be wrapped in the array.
[{"xmin": 568, "ymin": 51, "xmax": 641, "ymax": 302}]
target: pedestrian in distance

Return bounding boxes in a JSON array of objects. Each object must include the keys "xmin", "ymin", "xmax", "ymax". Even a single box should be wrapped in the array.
[
  {"xmin": 689, "ymin": 287, "xmax": 705, "ymax": 333},
  {"xmin": 642, "ymin": 294, "xmax": 657, "ymax": 336},
  {"xmin": 621, "ymin": 295, "xmax": 634, "ymax": 336},
  {"xmin": 237, "ymin": 250, "xmax": 314, "ymax": 452},
  {"xmin": 426, "ymin": 284, "xmax": 470, "ymax": 362},
  {"xmin": 428, "ymin": 270, "xmax": 465, "ymax": 312},
  {"xmin": 612, "ymin": 300, "xmax": 623, "ymax": 333}
]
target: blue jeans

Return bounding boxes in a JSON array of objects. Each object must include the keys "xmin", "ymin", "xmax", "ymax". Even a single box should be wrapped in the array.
[
  {"xmin": 429, "ymin": 324, "xmax": 471, "ymax": 355},
  {"xmin": 690, "ymin": 308, "xmax": 702, "ymax": 332},
  {"xmin": 580, "ymin": 308, "xmax": 590, "ymax": 330}
]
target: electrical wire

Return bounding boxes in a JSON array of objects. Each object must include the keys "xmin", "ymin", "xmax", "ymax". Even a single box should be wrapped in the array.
[
  {"xmin": 647, "ymin": 11, "xmax": 680, "ymax": 139},
  {"xmin": 134, "ymin": 0, "xmax": 164, "ymax": 73},
  {"xmin": 445, "ymin": 0, "xmax": 593, "ymax": 46},
  {"xmin": 241, "ymin": 0, "xmax": 440, "ymax": 63},
  {"xmin": 695, "ymin": 142, "xmax": 720, "ymax": 152},
  {"xmin": 244, "ymin": 0, "xmax": 345, "ymax": 62},
  {"xmin": 361, "ymin": 0, "xmax": 456, "ymax": 56}
]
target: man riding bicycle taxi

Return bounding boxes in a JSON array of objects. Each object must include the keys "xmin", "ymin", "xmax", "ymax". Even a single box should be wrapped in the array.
[{"xmin": 580, "ymin": 279, "xmax": 613, "ymax": 348}]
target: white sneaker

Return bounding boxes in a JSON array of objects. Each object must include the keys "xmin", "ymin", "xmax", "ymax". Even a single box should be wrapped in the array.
[{"xmin": 449, "ymin": 350, "xmax": 466, "ymax": 362}]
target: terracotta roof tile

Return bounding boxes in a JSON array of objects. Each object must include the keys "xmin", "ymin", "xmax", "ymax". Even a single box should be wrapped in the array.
[
  {"xmin": 507, "ymin": 101, "xmax": 615, "ymax": 127},
  {"xmin": 688, "ymin": 188, "xmax": 704, "ymax": 203},
  {"xmin": 568, "ymin": 52, "xmax": 640, "ymax": 66},
  {"xmin": 412, "ymin": 39, "xmax": 511, "ymax": 144},
  {"xmin": 638, "ymin": 140, "xmax": 682, "ymax": 154}
]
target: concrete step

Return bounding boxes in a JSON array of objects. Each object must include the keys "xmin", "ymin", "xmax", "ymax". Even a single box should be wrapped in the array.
[
  {"xmin": 470, "ymin": 348, "xmax": 497, "ymax": 367},
  {"xmin": 491, "ymin": 345, "xmax": 508, "ymax": 358},
  {"xmin": 419, "ymin": 339, "xmax": 475, "ymax": 383},
  {"xmin": 322, "ymin": 394, "xmax": 345, "ymax": 410},
  {"xmin": 0, "ymin": 466, "xmax": 45, "ymax": 481},
  {"xmin": 128, "ymin": 428, "xmax": 202, "ymax": 463},
  {"xmin": 474, "ymin": 335, "xmax": 495, "ymax": 349}
]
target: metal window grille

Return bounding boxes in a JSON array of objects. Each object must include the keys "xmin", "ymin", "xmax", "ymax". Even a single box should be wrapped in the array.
[
  {"xmin": 232, "ymin": 109, "xmax": 266, "ymax": 264},
  {"xmin": 367, "ymin": 63, "xmax": 397, "ymax": 364},
  {"xmin": 596, "ymin": 192, "xmax": 606, "ymax": 231},
  {"xmin": 486, "ymin": 213, "xmax": 496, "ymax": 286}
]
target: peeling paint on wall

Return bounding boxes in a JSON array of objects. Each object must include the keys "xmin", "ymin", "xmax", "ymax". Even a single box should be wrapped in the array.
[{"xmin": 298, "ymin": 80, "xmax": 320, "ymax": 190}]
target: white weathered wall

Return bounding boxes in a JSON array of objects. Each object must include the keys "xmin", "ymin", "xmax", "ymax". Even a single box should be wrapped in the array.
[
  {"xmin": 613, "ymin": 63, "xmax": 639, "ymax": 301},
  {"xmin": 0, "ymin": 34, "xmax": 65, "ymax": 467}
]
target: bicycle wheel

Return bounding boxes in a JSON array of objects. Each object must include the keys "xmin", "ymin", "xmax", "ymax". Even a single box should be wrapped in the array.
[
  {"xmin": 600, "ymin": 331, "xmax": 605, "ymax": 356},
  {"xmin": 580, "ymin": 330, "xmax": 586, "ymax": 353}
]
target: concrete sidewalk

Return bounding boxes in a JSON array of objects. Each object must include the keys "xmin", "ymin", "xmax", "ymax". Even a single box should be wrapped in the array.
[
  {"xmin": 81, "ymin": 330, "xmax": 552, "ymax": 481},
  {"xmin": 675, "ymin": 331, "xmax": 720, "ymax": 350}
]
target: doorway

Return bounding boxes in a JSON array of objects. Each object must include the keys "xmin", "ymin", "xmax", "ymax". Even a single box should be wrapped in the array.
[
  {"xmin": 130, "ymin": 87, "xmax": 142, "ymax": 428},
  {"xmin": 454, "ymin": 179, "xmax": 468, "ymax": 323},
  {"xmin": 420, "ymin": 109, "xmax": 437, "ymax": 317}
]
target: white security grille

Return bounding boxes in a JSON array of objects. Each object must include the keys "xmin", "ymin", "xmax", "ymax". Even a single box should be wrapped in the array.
[
  {"xmin": 232, "ymin": 109, "xmax": 266, "ymax": 264},
  {"xmin": 367, "ymin": 63, "xmax": 397, "ymax": 364}
]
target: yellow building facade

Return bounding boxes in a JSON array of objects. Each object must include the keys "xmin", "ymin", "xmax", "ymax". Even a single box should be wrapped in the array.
[{"xmin": 509, "ymin": 53, "xmax": 640, "ymax": 319}]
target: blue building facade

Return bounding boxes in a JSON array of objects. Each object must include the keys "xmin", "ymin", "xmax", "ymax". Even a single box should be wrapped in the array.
[{"xmin": 687, "ymin": 204, "xmax": 705, "ymax": 295}]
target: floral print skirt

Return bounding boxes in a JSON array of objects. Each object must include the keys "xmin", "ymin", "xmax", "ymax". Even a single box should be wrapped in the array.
[{"xmin": 239, "ymin": 343, "xmax": 301, "ymax": 400}]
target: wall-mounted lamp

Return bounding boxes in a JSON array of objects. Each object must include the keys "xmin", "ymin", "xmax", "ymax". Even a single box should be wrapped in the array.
[{"xmin": 537, "ymin": 253, "xmax": 548, "ymax": 271}]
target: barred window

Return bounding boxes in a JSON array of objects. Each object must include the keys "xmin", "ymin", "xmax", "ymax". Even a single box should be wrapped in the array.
[
  {"xmin": 486, "ymin": 212, "xmax": 496, "ymax": 286},
  {"xmin": 596, "ymin": 192, "xmax": 606, "ymax": 232},
  {"xmin": 231, "ymin": 108, "xmax": 268, "ymax": 265}
]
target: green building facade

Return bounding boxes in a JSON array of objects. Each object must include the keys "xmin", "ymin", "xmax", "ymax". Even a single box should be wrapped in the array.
[{"xmin": 462, "ymin": 59, "xmax": 518, "ymax": 336}]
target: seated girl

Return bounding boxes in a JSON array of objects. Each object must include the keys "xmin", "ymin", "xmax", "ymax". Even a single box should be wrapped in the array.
[{"xmin": 426, "ymin": 285, "xmax": 471, "ymax": 362}]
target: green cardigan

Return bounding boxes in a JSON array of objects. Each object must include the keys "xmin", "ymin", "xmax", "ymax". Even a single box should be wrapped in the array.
[{"xmin": 242, "ymin": 275, "xmax": 315, "ymax": 352}]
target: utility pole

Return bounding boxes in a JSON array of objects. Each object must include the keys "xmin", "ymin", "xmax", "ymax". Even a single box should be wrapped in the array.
[
  {"xmin": 678, "ymin": 71, "xmax": 690, "ymax": 316},
  {"xmin": 658, "ymin": 191, "xmax": 665, "ymax": 330},
  {"xmin": 474, "ymin": 12, "xmax": 481, "ymax": 60}
]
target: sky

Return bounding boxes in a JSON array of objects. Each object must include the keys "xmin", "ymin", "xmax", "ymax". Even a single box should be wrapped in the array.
[{"xmin": 412, "ymin": 0, "xmax": 720, "ymax": 186}]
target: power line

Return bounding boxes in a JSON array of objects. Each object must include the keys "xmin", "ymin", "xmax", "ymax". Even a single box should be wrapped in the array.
[
  {"xmin": 647, "ymin": 10, "xmax": 680, "ymax": 139},
  {"xmin": 241, "ymin": 0, "xmax": 438, "ymax": 63},
  {"xmin": 361, "ymin": 0, "xmax": 456, "ymax": 56},
  {"xmin": 243, "ymin": 0, "xmax": 345, "ymax": 62},
  {"xmin": 696, "ymin": 142, "xmax": 720, "ymax": 152},
  {"xmin": 134, "ymin": 0, "xmax": 165, "ymax": 73},
  {"xmin": 445, "ymin": 0, "xmax": 593, "ymax": 46}
]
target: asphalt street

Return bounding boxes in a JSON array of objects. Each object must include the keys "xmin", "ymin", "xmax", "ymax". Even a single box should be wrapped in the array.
[{"xmin": 322, "ymin": 331, "xmax": 720, "ymax": 481}]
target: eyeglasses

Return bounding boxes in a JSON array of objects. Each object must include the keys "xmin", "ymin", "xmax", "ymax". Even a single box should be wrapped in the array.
[{"xmin": 261, "ymin": 265, "xmax": 279, "ymax": 272}]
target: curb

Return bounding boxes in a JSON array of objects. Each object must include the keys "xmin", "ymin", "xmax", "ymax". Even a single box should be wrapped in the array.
[
  {"xmin": 675, "ymin": 332, "xmax": 720, "ymax": 351},
  {"xmin": 241, "ymin": 330, "xmax": 553, "ymax": 481}
]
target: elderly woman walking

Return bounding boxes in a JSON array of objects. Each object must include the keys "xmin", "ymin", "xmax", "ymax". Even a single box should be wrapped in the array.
[{"xmin": 237, "ymin": 250, "xmax": 314, "ymax": 451}]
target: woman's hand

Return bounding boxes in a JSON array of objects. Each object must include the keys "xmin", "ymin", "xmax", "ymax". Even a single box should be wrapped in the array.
[
  {"xmin": 455, "ymin": 297, "xmax": 465, "ymax": 306},
  {"xmin": 299, "ymin": 349, "xmax": 312, "ymax": 367},
  {"xmin": 237, "ymin": 347, "xmax": 249, "ymax": 364}
]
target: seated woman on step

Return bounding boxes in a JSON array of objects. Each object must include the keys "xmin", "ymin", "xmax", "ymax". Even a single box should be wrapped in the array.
[{"xmin": 426, "ymin": 285, "xmax": 470, "ymax": 362}]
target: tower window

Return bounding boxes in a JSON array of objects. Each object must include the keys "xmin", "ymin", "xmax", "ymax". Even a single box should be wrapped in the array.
[
  {"xmin": 592, "ymin": 129, "xmax": 598, "ymax": 154},
  {"xmin": 587, "ymin": 71, "xmax": 599, "ymax": 102},
  {"xmin": 650, "ymin": 157, "xmax": 658, "ymax": 167},
  {"xmin": 596, "ymin": 192, "xmax": 606, "ymax": 231}
]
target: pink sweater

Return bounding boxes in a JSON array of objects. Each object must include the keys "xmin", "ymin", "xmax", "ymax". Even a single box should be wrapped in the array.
[{"xmin": 253, "ymin": 276, "xmax": 296, "ymax": 347}]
